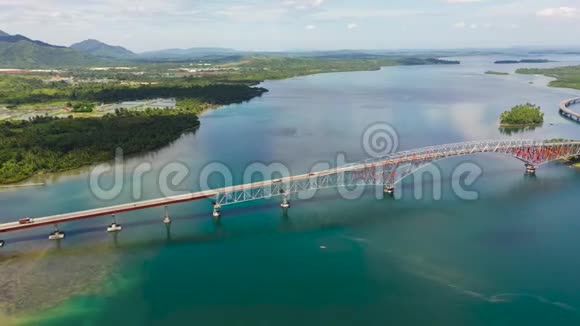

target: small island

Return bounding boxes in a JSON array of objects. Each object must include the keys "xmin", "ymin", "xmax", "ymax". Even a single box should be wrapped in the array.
[
  {"xmin": 485, "ymin": 71, "xmax": 509, "ymax": 75},
  {"xmin": 398, "ymin": 58, "xmax": 460, "ymax": 65},
  {"xmin": 500, "ymin": 103, "xmax": 544, "ymax": 126},
  {"xmin": 495, "ymin": 59, "xmax": 551, "ymax": 64}
]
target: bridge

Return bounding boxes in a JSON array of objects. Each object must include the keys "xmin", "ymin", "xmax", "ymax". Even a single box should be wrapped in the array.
[
  {"xmin": 560, "ymin": 97, "xmax": 580, "ymax": 121},
  {"xmin": 1, "ymin": 139, "xmax": 580, "ymax": 246}
]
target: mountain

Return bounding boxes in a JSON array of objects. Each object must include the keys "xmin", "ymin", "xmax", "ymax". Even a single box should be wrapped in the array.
[
  {"xmin": 70, "ymin": 39, "xmax": 136, "ymax": 59},
  {"xmin": 0, "ymin": 31, "xmax": 105, "ymax": 67},
  {"xmin": 0, "ymin": 30, "xmax": 65, "ymax": 48}
]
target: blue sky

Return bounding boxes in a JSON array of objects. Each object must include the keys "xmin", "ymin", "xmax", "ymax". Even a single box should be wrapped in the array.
[{"xmin": 0, "ymin": 0, "xmax": 579, "ymax": 52}]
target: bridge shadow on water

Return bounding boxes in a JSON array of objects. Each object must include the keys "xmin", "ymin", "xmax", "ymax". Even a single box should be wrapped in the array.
[{"xmin": 0, "ymin": 162, "xmax": 575, "ymax": 258}]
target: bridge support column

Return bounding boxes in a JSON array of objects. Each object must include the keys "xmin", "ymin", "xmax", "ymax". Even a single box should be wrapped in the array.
[
  {"xmin": 163, "ymin": 205, "xmax": 171, "ymax": 224},
  {"xmin": 49, "ymin": 224, "xmax": 65, "ymax": 240},
  {"xmin": 213, "ymin": 203, "xmax": 221, "ymax": 220},
  {"xmin": 525, "ymin": 164, "xmax": 536, "ymax": 174},
  {"xmin": 107, "ymin": 214, "xmax": 122, "ymax": 233},
  {"xmin": 280, "ymin": 192, "xmax": 290, "ymax": 209},
  {"xmin": 384, "ymin": 185, "xmax": 395, "ymax": 196}
]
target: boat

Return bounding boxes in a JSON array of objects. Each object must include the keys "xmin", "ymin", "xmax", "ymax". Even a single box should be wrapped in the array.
[
  {"xmin": 107, "ymin": 223, "xmax": 122, "ymax": 232},
  {"xmin": 48, "ymin": 231, "xmax": 65, "ymax": 240}
]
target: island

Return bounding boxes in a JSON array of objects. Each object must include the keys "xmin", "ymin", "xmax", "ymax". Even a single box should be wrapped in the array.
[
  {"xmin": 500, "ymin": 103, "xmax": 544, "ymax": 126},
  {"xmin": 398, "ymin": 58, "xmax": 460, "ymax": 65},
  {"xmin": 485, "ymin": 71, "xmax": 509, "ymax": 75},
  {"xmin": 495, "ymin": 59, "xmax": 551, "ymax": 64},
  {"xmin": 516, "ymin": 65, "xmax": 580, "ymax": 90}
]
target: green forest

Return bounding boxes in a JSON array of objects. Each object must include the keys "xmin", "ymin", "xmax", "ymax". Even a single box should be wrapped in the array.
[
  {"xmin": 0, "ymin": 77, "xmax": 267, "ymax": 107},
  {"xmin": 500, "ymin": 103, "xmax": 544, "ymax": 125},
  {"xmin": 0, "ymin": 110, "xmax": 200, "ymax": 184}
]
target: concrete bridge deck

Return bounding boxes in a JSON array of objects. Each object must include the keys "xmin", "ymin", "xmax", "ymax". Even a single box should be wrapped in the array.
[
  {"xmin": 560, "ymin": 97, "xmax": 580, "ymax": 121},
  {"xmin": 1, "ymin": 139, "xmax": 580, "ymax": 241}
]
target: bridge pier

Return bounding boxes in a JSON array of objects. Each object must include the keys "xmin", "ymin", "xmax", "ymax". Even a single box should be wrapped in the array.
[
  {"xmin": 525, "ymin": 164, "xmax": 536, "ymax": 174},
  {"xmin": 280, "ymin": 192, "xmax": 290, "ymax": 209},
  {"xmin": 107, "ymin": 214, "xmax": 122, "ymax": 233},
  {"xmin": 49, "ymin": 224, "xmax": 65, "ymax": 240},
  {"xmin": 163, "ymin": 205, "xmax": 171, "ymax": 225},
  {"xmin": 212, "ymin": 203, "xmax": 221, "ymax": 220},
  {"xmin": 384, "ymin": 185, "xmax": 395, "ymax": 196}
]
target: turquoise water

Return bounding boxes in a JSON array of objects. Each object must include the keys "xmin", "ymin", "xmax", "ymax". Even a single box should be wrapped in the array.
[{"xmin": 2, "ymin": 56, "xmax": 580, "ymax": 325}]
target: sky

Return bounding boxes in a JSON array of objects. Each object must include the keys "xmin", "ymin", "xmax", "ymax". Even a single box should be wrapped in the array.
[{"xmin": 0, "ymin": 0, "xmax": 579, "ymax": 52}]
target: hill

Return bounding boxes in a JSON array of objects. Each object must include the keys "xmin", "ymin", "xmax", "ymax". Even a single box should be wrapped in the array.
[
  {"xmin": 0, "ymin": 31, "xmax": 105, "ymax": 68},
  {"xmin": 0, "ymin": 30, "xmax": 65, "ymax": 49},
  {"xmin": 70, "ymin": 39, "xmax": 136, "ymax": 59}
]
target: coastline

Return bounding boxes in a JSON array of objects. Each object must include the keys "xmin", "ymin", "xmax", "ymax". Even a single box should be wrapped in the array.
[
  {"xmin": 0, "ymin": 60, "xmax": 449, "ymax": 186},
  {"xmin": 499, "ymin": 123, "xmax": 543, "ymax": 127},
  {"xmin": 0, "ymin": 183, "xmax": 45, "ymax": 189}
]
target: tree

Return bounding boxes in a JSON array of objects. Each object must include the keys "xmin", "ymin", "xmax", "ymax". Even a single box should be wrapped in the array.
[{"xmin": 500, "ymin": 103, "xmax": 544, "ymax": 125}]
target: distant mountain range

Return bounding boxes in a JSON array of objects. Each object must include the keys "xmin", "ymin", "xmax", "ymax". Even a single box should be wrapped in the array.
[
  {"xmin": 0, "ymin": 30, "xmax": 104, "ymax": 67},
  {"xmin": 0, "ymin": 29, "xmax": 245, "ymax": 67},
  {"xmin": 1, "ymin": 28, "xmax": 579, "ymax": 68}
]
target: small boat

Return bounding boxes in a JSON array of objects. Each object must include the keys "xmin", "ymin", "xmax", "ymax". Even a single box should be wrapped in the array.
[
  {"xmin": 107, "ymin": 223, "xmax": 122, "ymax": 233},
  {"xmin": 48, "ymin": 231, "xmax": 65, "ymax": 240}
]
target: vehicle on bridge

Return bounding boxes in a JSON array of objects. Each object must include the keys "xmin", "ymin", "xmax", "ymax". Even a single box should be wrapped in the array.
[{"xmin": 18, "ymin": 217, "xmax": 34, "ymax": 225}]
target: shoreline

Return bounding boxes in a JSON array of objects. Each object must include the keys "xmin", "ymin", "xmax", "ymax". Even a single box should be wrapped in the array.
[
  {"xmin": 499, "ymin": 123, "xmax": 543, "ymax": 127},
  {"xmin": 0, "ymin": 62, "xmax": 408, "ymax": 187},
  {"xmin": 0, "ymin": 183, "xmax": 45, "ymax": 189}
]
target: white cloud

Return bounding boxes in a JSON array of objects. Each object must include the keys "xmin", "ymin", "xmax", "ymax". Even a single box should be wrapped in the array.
[
  {"xmin": 305, "ymin": 24, "xmax": 317, "ymax": 30},
  {"xmin": 455, "ymin": 21, "xmax": 520, "ymax": 30},
  {"xmin": 536, "ymin": 7, "xmax": 578, "ymax": 18},
  {"xmin": 446, "ymin": 0, "xmax": 482, "ymax": 3},
  {"xmin": 216, "ymin": 5, "xmax": 289, "ymax": 22},
  {"xmin": 347, "ymin": 23, "xmax": 358, "ymax": 30},
  {"xmin": 312, "ymin": 9, "xmax": 428, "ymax": 20},
  {"xmin": 283, "ymin": 0, "xmax": 325, "ymax": 10},
  {"xmin": 486, "ymin": 3, "xmax": 528, "ymax": 16}
]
